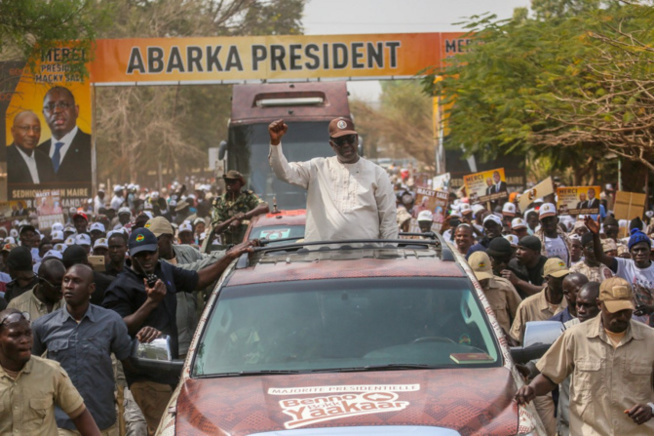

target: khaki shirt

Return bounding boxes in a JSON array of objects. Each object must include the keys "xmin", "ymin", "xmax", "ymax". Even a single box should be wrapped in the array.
[
  {"xmin": 509, "ymin": 286, "xmax": 567, "ymax": 343},
  {"xmin": 483, "ymin": 277, "xmax": 522, "ymax": 334},
  {"xmin": 0, "ymin": 356, "xmax": 85, "ymax": 436},
  {"xmin": 7, "ymin": 287, "xmax": 63, "ymax": 323},
  {"xmin": 570, "ymin": 261, "xmax": 613, "ymax": 283},
  {"xmin": 537, "ymin": 317, "xmax": 654, "ymax": 436}
]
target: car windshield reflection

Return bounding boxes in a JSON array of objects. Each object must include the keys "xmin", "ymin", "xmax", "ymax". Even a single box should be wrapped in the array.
[{"xmin": 192, "ymin": 278, "xmax": 501, "ymax": 377}]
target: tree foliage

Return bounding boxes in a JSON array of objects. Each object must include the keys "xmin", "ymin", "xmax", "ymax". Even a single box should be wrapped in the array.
[{"xmin": 422, "ymin": 0, "xmax": 654, "ymax": 185}]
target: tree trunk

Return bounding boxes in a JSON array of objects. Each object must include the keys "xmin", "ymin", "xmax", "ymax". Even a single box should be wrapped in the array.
[{"xmin": 621, "ymin": 159, "xmax": 648, "ymax": 193}]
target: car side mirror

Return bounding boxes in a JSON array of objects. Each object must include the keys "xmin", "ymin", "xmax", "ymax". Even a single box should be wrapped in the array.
[
  {"xmin": 130, "ymin": 335, "xmax": 184, "ymax": 377},
  {"xmin": 510, "ymin": 320, "xmax": 565, "ymax": 364}
]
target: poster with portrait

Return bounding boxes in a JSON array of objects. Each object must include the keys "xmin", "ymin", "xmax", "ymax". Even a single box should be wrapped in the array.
[
  {"xmin": 412, "ymin": 186, "xmax": 449, "ymax": 233},
  {"xmin": 518, "ymin": 177, "xmax": 554, "ymax": 213},
  {"xmin": 463, "ymin": 168, "xmax": 507, "ymax": 204},
  {"xmin": 2, "ymin": 43, "xmax": 93, "ymax": 209},
  {"xmin": 556, "ymin": 186, "xmax": 601, "ymax": 215},
  {"xmin": 35, "ymin": 189, "xmax": 64, "ymax": 231}
]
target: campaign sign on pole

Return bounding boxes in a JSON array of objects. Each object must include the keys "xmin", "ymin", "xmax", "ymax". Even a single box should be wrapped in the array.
[
  {"xmin": 613, "ymin": 191, "xmax": 647, "ymax": 221},
  {"xmin": 556, "ymin": 186, "xmax": 601, "ymax": 215},
  {"xmin": 519, "ymin": 177, "xmax": 554, "ymax": 213},
  {"xmin": 463, "ymin": 168, "xmax": 508, "ymax": 204},
  {"xmin": 410, "ymin": 187, "xmax": 449, "ymax": 233},
  {"xmin": 35, "ymin": 189, "xmax": 64, "ymax": 231}
]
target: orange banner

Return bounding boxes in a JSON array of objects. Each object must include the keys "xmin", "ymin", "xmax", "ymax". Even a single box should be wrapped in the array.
[{"xmin": 91, "ymin": 33, "xmax": 468, "ymax": 84}]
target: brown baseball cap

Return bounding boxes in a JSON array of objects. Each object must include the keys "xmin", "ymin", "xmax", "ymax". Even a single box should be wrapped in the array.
[
  {"xmin": 223, "ymin": 170, "xmax": 245, "ymax": 184},
  {"xmin": 145, "ymin": 216, "xmax": 174, "ymax": 237},
  {"xmin": 543, "ymin": 257, "xmax": 570, "ymax": 278},
  {"xmin": 599, "ymin": 277, "xmax": 635, "ymax": 313},
  {"xmin": 328, "ymin": 117, "xmax": 357, "ymax": 138},
  {"xmin": 469, "ymin": 251, "xmax": 494, "ymax": 281}
]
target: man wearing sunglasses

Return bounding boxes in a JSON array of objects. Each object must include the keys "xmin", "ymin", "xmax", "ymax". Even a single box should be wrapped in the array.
[
  {"xmin": 268, "ymin": 117, "xmax": 397, "ymax": 242},
  {"xmin": 7, "ymin": 258, "xmax": 65, "ymax": 322}
]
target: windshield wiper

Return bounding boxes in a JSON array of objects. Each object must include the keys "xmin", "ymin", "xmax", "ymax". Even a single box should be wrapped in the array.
[
  {"xmin": 312, "ymin": 364, "xmax": 431, "ymax": 373},
  {"xmin": 213, "ymin": 369, "xmax": 301, "ymax": 377}
]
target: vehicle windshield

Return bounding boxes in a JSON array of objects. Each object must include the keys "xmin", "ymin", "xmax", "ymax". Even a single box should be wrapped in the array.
[
  {"xmin": 227, "ymin": 122, "xmax": 333, "ymax": 209},
  {"xmin": 192, "ymin": 277, "xmax": 501, "ymax": 377},
  {"xmin": 247, "ymin": 224, "xmax": 305, "ymax": 242}
]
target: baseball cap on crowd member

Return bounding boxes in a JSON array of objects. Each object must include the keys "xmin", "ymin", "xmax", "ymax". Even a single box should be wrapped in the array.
[
  {"xmin": 89, "ymin": 222, "xmax": 106, "ymax": 234},
  {"xmin": 128, "ymin": 228, "xmax": 158, "ymax": 256},
  {"xmin": 471, "ymin": 204, "xmax": 486, "ymax": 218},
  {"xmin": 543, "ymin": 257, "xmax": 570, "ymax": 278},
  {"xmin": 51, "ymin": 222, "xmax": 64, "ymax": 232},
  {"xmin": 328, "ymin": 117, "xmax": 357, "ymax": 138},
  {"xmin": 222, "ymin": 170, "xmax": 245, "ymax": 185},
  {"xmin": 539, "ymin": 203, "xmax": 557, "ymax": 219},
  {"xmin": 469, "ymin": 251, "xmax": 494, "ymax": 281},
  {"xmin": 72, "ymin": 211, "xmax": 88, "ymax": 222},
  {"xmin": 602, "ymin": 238, "xmax": 617, "ymax": 253},
  {"xmin": 193, "ymin": 217, "xmax": 206, "ymax": 226},
  {"xmin": 53, "ymin": 243, "xmax": 67, "ymax": 253},
  {"xmin": 93, "ymin": 238, "xmax": 109, "ymax": 250},
  {"xmin": 50, "ymin": 230, "xmax": 65, "ymax": 243},
  {"xmin": 178, "ymin": 222, "xmax": 193, "ymax": 234},
  {"xmin": 486, "ymin": 237, "xmax": 513, "ymax": 258},
  {"xmin": 483, "ymin": 214, "xmax": 503, "ymax": 227},
  {"xmin": 42, "ymin": 249, "xmax": 63, "ymax": 260},
  {"xmin": 118, "ymin": 207, "xmax": 131, "ymax": 216},
  {"xmin": 6, "ymin": 246, "xmax": 33, "ymax": 272},
  {"xmin": 518, "ymin": 235, "xmax": 542, "ymax": 253},
  {"xmin": 113, "ymin": 185, "xmax": 124, "ymax": 193},
  {"xmin": 459, "ymin": 203, "xmax": 472, "ymax": 216},
  {"xmin": 417, "ymin": 210, "xmax": 433, "ymax": 222},
  {"xmin": 145, "ymin": 216, "xmax": 174, "ymax": 238},
  {"xmin": 64, "ymin": 236, "xmax": 76, "ymax": 246},
  {"xmin": 75, "ymin": 233, "xmax": 92, "ymax": 247},
  {"xmin": 627, "ymin": 228, "xmax": 651, "ymax": 250},
  {"xmin": 502, "ymin": 202, "xmax": 517, "ymax": 217},
  {"xmin": 599, "ymin": 277, "xmax": 635, "ymax": 313},
  {"xmin": 503, "ymin": 234, "xmax": 519, "ymax": 248},
  {"xmin": 511, "ymin": 217, "xmax": 528, "ymax": 230},
  {"xmin": 62, "ymin": 245, "xmax": 88, "ymax": 268},
  {"xmin": 9, "ymin": 228, "xmax": 18, "ymax": 239}
]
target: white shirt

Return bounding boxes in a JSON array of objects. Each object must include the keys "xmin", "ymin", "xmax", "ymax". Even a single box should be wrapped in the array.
[
  {"xmin": 269, "ymin": 143, "xmax": 398, "ymax": 242},
  {"xmin": 110, "ymin": 194, "xmax": 124, "ymax": 210},
  {"xmin": 545, "ymin": 235, "xmax": 570, "ymax": 266},
  {"xmin": 94, "ymin": 195, "xmax": 105, "ymax": 214},
  {"xmin": 48, "ymin": 126, "xmax": 78, "ymax": 164},
  {"xmin": 15, "ymin": 146, "xmax": 40, "ymax": 183}
]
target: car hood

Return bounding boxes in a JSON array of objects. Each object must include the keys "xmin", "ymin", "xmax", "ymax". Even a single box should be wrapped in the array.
[{"xmin": 174, "ymin": 368, "xmax": 520, "ymax": 435}]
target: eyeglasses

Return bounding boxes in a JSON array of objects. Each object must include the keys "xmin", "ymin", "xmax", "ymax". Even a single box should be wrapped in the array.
[
  {"xmin": 15, "ymin": 125, "xmax": 41, "ymax": 133},
  {"xmin": 37, "ymin": 274, "xmax": 62, "ymax": 290},
  {"xmin": 0, "ymin": 311, "xmax": 30, "ymax": 326},
  {"xmin": 43, "ymin": 102, "xmax": 73, "ymax": 112},
  {"xmin": 330, "ymin": 135, "xmax": 356, "ymax": 147}
]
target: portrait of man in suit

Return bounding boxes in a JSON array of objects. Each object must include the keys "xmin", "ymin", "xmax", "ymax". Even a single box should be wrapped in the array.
[
  {"xmin": 585, "ymin": 188, "xmax": 600, "ymax": 209},
  {"xmin": 7, "ymin": 111, "xmax": 55, "ymax": 185},
  {"xmin": 491, "ymin": 170, "xmax": 507, "ymax": 194},
  {"xmin": 38, "ymin": 86, "xmax": 92, "ymax": 184},
  {"xmin": 576, "ymin": 192, "xmax": 587, "ymax": 209}
]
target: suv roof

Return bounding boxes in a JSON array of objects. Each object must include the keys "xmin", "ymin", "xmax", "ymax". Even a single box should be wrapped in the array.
[{"xmin": 227, "ymin": 238, "xmax": 464, "ymax": 287}]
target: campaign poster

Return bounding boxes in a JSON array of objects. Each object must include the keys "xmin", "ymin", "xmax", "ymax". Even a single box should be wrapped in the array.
[
  {"xmin": 0, "ymin": 200, "xmax": 28, "ymax": 233},
  {"xmin": 519, "ymin": 177, "xmax": 554, "ymax": 213},
  {"xmin": 411, "ymin": 187, "xmax": 449, "ymax": 233},
  {"xmin": 35, "ymin": 189, "xmax": 64, "ymax": 231},
  {"xmin": 463, "ymin": 168, "xmax": 507, "ymax": 204},
  {"xmin": 3, "ymin": 43, "xmax": 93, "ymax": 209},
  {"xmin": 556, "ymin": 186, "xmax": 601, "ymax": 215}
]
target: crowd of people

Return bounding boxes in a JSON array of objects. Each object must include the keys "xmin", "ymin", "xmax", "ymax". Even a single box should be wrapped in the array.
[{"xmin": 1, "ymin": 115, "xmax": 653, "ymax": 435}]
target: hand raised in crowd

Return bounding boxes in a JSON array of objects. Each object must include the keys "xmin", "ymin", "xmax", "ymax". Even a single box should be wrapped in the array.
[
  {"xmin": 268, "ymin": 119, "xmax": 288, "ymax": 146},
  {"xmin": 625, "ymin": 404, "xmax": 653, "ymax": 425},
  {"xmin": 584, "ymin": 215, "xmax": 601, "ymax": 234},
  {"xmin": 144, "ymin": 278, "xmax": 166, "ymax": 304},
  {"xmin": 135, "ymin": 326, "xmax": 162, "ymax": 343}
]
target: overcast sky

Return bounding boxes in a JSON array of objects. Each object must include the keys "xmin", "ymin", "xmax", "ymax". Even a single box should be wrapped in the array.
[{"xmin": 302, "ymin": 0, "xmax": 532, "ymax": 100}]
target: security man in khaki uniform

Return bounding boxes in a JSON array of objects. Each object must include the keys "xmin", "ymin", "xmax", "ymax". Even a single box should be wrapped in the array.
[
  {"xmin": 516, "ymin": 277, "xmax": 654, "ymax": 435},
  {"xmin": 468, "ymin": 251, "xmax": 522, "ymax": 335}
]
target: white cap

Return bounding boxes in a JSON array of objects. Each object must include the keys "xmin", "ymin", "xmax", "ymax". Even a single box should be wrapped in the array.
[
  {"xmin": 483, "ymin": 214, "xmax": 503, "ymax": 226},
  {"xmin": 93, "ymin": 238, "xmax": 108, "ymax": 250},
  {"xmin": 118, "ymin": 207, "xmax": 131, "ymax": 215},
  {"xmin": 502, "ymin": 202, "xmax": 516, "ymax": 215},
  {"xmin": 53, "ymin": 243, "xmax": 67, "ymax": 252},
  {"xmin": 43, "ymin": 249, "xmax": 63, "ymax": 260},
  {"xmin": 143, "ymin": 211, "xmax": 153, "ymax": 219},
  {"xmin": 511, "ymin": 217, "xmax": 528, "ymax": 230},
  {"xmin": 114, "ymin": 185, "xmax": 124, "ymax": 192},
  {"xmin": 178, "ymin": 222, "xmax": 193, "ymax": 234},
  {"xmin": 89, "ymin": 222, "xmax": 106, "ymax": 233},
  {"xmin": 417, "ymin": 210, "xmax": 434, "ymax": 222},
  {"xmin": 539, "ymin": 203, "xmax": 557, "ymax": 219},
  {"xmin": 459, "ymin": 203, "xmax": 472, "ymax": 215},
  {"xmin": 504, "ymin": 234, "xmax": 519, "ymax": 247},
  {"xmin": 51, "ymin": 222, "xmax": 64, "ymax": 232},
  {"xmin": 64, "ymin": 236, "xmax": 76, "ymax": 246},
  {"xmin": 193, "ymin": 217, "xmax": 206, "ymax": 226},
  {"xmin": 9, "ymin": 229, "xmax": 18, "ymax": 238},
  {"xmin": 471, "ymin": 204, "xmax": 486, "ymax": 217},
  {"xmin": 50, "ymin": 230, "xmax": 65, "ymax": 242},
  {"xmin": 75, "ymin": 233, "xmax": 92, "ymax": 246},
  {"xmin": 449, "ymin": 211, "xmax": 462, "ymax": 219}
]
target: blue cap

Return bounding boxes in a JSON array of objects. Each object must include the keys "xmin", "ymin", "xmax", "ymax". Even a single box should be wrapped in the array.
[
  {"xmin": 628, "ymin": 228, "xmax": 651, "ymax": 251},
  {"xmin": 128, "ymin": 228, "xmax": 158, "ymax": 256}
]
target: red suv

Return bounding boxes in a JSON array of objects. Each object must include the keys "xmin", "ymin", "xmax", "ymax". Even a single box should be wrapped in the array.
[{"xmin": 154, "ymin": 237, "xmax": 546, "ymax": 435}]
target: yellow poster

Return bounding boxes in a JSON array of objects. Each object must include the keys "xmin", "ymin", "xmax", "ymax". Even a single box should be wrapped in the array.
[
  {"xmin": 556, "ymin": 186, "xmax": 601, "ymax": 215},
  {"xmin": 463, "ymin": 168, "xmax": 507, "ymax": 204}
]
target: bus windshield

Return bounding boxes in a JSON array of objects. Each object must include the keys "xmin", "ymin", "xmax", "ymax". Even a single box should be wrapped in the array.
[{"xmin": 227, "ymin": 121, "xmax": 333, "ymax": 210}]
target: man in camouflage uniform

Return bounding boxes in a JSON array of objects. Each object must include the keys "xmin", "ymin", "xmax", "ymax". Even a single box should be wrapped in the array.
[{"xmin": 211, "ymin": 170, "xmax": 269, "ymax": 245}]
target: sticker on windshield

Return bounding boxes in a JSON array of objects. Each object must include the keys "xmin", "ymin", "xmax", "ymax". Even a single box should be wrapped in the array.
[
  {"xmin": 259, "ymin": 228, "xmax": 291, "ymax": 240},
  {"xmin": 270, "ymin": 384, "xmax": 418, "ymax": 429}
]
